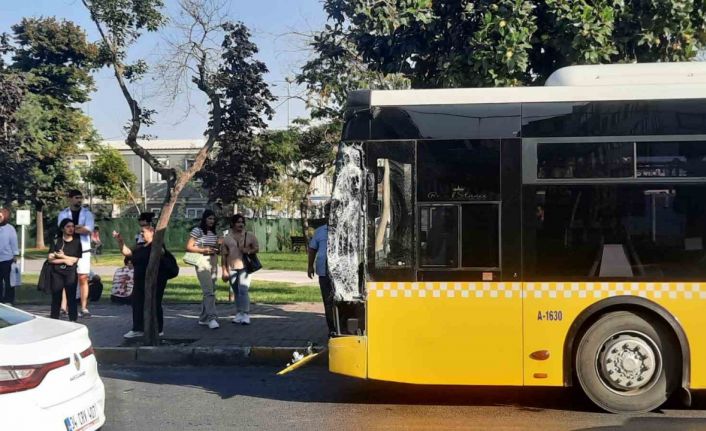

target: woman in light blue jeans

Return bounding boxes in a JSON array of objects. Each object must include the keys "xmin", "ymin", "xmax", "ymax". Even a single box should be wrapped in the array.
[
  {"xmin": 186, "ymin": 210, "xmax": 221, "ymax": 329},
  {"xmin": 221, "ymin": 214, "xmax": 259, "ymax": 325}
]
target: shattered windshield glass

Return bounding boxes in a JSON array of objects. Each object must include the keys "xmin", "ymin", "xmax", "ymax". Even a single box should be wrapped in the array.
[{"xmin": 328, "ymin": 142, "xmax": 365, "ymax": 302}]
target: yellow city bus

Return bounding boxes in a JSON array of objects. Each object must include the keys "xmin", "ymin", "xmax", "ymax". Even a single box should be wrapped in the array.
[{"xmin": 325, "ymin": 62, "xmax": 706, "ymax": 413}]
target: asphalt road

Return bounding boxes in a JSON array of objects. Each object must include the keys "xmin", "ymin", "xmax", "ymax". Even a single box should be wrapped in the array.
[{"xmin": 101, "ymin": 365, "xmax": 706, "ymax": 431}]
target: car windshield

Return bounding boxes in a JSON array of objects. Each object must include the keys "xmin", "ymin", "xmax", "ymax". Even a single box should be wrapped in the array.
[{"xmin": 0, "ymin": 305, "xmax": 34, "ymax": 329}]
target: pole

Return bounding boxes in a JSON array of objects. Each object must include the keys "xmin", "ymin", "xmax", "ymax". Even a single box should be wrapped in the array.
[{"xmin": 20, "ymin": 225, "xmax": 25, "ymax": 273}]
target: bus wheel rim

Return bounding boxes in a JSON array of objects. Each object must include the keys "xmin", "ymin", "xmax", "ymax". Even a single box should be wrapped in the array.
[{"xmin": 594, "ymin": 330, "xmax": 662, "ymax": 395}]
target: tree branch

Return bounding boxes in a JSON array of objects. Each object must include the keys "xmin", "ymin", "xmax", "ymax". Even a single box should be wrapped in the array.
[{"xmin": 81, "ymin": 0, "xmax": 173, "ymax": 180}]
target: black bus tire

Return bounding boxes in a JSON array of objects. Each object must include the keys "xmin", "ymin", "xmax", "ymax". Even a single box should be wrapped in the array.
[{"xmin": 575, "ymin": 310, "xmax": 679, "ymax": 414}]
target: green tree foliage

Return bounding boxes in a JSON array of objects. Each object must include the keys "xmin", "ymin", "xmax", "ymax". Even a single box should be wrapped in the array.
[
  {"xmin": 0, "ymin": 71, "xmax": 26, "ymax": 199},
  {"xmin": 12, "ymin": 17, "xmax": 100, "ymax": 103},
  {"xmin": 84, "ymin": 145, "xmax": 137, "ymax": 206},
  {"xmin": 302, "ymin": 0, "xmax": 706, "ymax": 92},
  {"xmin": 199, "ymin": 22, "xmax": 277, "ymax": 205},
  {"xmin": 2, "ymin": 17, "xmax": 101, "ymax": 247},
  {"xmin": 257, "ymin": 121, "xmax": 338, "ymax": 237}
]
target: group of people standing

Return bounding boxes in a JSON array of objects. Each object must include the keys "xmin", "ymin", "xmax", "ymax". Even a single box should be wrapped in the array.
[
  {"xmin": 1, "ymin": 189, "xmax": 338, "ymax": 339},
  {"xmin": 112, "ymin": 210, "xmax": 259, "ymax": 338},
  {"xmin": 0, "ymin": 192, "xmax": 94, "ymax": 315},
  {"xmin": 47, "ymin": 189, "xmax": 95, "ymax": 321},
  {"xmin": 186, "ymin": 210, "xmax": 259, "ymax": 330},
  {"xmin": 41, "ymin": 190, "xmax": 261, "ymax": 338}
]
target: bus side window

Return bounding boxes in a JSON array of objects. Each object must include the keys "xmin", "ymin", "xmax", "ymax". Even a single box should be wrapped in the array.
[
  {"xmin": 419, "ymin": 206, "xmax": 459, "ymax": 267},
  {"xmin": 373, "ymin": 158, "xmax": 413, "ymax": 269}
]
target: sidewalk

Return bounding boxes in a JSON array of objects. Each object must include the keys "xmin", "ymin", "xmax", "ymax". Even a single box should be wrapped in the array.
[
  {"xmin": 16, "ymin": 301, "xmax": 329, "ymax": 366},
  {"xmin": 22, "ymin": 258, "xmax": 314, "ymax": 285}
]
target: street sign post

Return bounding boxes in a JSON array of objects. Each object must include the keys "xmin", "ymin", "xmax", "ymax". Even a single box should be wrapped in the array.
[{"xmin": 16, "ymin": 210, "xmax": 30, "ymax": 273}]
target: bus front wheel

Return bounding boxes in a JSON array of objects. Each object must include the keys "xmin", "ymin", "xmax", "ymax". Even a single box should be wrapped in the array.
[{"xmin": 575, "ymin": 311, "xmax": 679, "ymax": 413}]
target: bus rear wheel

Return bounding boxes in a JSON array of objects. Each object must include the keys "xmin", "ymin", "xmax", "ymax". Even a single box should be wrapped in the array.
[{"xmin": 575, "ymin": 311, "xmax": 679, "ymax": 413}]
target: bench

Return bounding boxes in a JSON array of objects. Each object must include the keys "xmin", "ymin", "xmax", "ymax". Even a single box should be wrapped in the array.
[{"xmin": 291, "ymin": 236, "xmax": 307, "ymax": 252}]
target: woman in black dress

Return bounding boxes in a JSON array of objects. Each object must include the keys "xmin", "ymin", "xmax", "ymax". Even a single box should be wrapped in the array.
[{"xmin": 48, "ymin": 219, "xmax": 84, "ymax": 321}]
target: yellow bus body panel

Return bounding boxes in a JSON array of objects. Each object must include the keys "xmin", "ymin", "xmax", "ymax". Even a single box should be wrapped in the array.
[
  {"xmin": 366, "ymin": 281, "xmax": 523, "ymax": 385},
  {"xmin": 523, "ymin": 281, "xmax": 706, "ymax": 388},
  {"xmin": 329, "ymin": 335, "xmax": 367, "ymax": 379},
  {"xmin": 351, "ymin": 281, "xmax": 706, "ymax": 388}
]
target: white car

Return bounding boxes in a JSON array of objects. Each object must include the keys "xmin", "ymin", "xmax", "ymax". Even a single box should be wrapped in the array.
[{"xmin": 0, "ymin": 304, "xmax": 106, "ymax": 431}]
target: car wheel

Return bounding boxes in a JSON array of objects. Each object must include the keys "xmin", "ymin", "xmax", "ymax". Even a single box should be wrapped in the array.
[{"xmin": 575, "ymin": 310, "xmax": 679, "ymax": 413}]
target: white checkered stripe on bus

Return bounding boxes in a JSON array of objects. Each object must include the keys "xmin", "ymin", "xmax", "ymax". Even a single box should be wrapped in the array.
[
  {"xmin": 367, "ymin": 282, "xmax": 706, "ymax": 300},
  {"xmin": 367, "ymin": 282, "xmax": 522, "ymax": 299}
]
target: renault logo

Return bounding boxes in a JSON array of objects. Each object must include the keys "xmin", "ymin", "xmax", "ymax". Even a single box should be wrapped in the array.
[{"xmin": 74, "ymin": 353, "xmax": 81, "ymax": 371}]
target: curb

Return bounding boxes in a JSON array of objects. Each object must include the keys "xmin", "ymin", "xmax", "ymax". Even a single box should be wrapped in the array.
[{"xmin": 95, "ymin": 346, "xmax": 327, "ymax": 367}]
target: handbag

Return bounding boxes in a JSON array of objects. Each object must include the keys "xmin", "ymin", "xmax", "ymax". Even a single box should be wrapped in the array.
[
  {"xmin": 10, "ymin": 262, "xmax": 21, "ymax": 287},
  {"xmin": 242, "ymin": 232, "xmax": 262, "ymax": 273},
  {"xmin": 183, "ymin": 252, "xmax": 201, "ymax": 266}
]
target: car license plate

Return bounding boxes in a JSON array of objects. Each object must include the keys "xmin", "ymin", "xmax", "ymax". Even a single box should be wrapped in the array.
[{"xmin": 64, "ymin": 402, "xmax": 99, "ymax": 431}]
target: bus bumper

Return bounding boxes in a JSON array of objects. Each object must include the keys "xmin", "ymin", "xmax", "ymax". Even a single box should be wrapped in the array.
[{"xmin": 329, "ymin": 335, "xmax": 367, "ymax": 379}]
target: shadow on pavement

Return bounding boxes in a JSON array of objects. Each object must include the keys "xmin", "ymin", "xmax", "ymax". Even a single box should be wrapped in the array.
[{"xmin": 99, "ymin": 365, "xmax": 654, "ymax": 414}]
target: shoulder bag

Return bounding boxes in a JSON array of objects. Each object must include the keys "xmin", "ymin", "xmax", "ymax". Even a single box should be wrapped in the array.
[
  {"xmin": 183, "ymin": 252, "xmax": 201, "ymax": 266},
  {"xmin": 183, "ymin": 227, "xmax": 203, "ymax": 266},
  {"xmin": 242, "ymin": 232, "xmax": 262, "ymax": 273}
]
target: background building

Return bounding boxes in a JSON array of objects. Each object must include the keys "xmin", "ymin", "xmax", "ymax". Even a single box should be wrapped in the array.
[{"xmin": 74, "ymin": 139, "xmax": 333, "ymax": 219}]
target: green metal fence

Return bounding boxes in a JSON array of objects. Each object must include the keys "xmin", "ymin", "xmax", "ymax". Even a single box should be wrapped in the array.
[{"xmin": 30, "ymin": 217, "xmax": 312, "ymax": 252}]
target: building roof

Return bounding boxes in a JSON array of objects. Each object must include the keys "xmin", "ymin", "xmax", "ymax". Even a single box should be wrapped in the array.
[
  {"xmin": 360, "ymin": 62, "xmax": 706, "ymax": 107},
  {"xmin": 103, "ymin": 139, "xmax": 205, "ymax": 151}
]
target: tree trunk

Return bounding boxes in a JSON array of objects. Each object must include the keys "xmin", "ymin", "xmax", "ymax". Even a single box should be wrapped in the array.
[
  {"xmin": 143, "ymin": 184, "xmax": 180, "ymax": 345},
  {"xmin": 35, "ymin": 202, "xmax": 46, "ymax": 249},
  {"xmin": 300, "ymin": 180, "xmax": 313, "ymax": 240}
]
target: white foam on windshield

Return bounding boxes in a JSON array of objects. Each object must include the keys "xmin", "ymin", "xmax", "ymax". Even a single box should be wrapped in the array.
[{"xmin": 327, "ymin": 142, "xmax": 365, "ymax": 302}]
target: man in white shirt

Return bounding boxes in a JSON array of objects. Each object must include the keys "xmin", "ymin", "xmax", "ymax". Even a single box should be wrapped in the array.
[
  {"xmin": 0, "ymin": 208, "xmax": 19, "ymax": 305},
  {"xmin": 57, "ymin": 189, "xmax": 94, "ymax": 317}
]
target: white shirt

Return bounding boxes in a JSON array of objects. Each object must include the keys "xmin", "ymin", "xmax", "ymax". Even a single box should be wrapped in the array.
[{"xmin": 57, "ymin": 206, "xmax": 94, "ymax": 254}]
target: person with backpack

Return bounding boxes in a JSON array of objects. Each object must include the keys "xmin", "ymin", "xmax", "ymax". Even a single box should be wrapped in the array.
[{"xmin": 113, "ymin": 225, "xmax": 170, "ymax": 339}]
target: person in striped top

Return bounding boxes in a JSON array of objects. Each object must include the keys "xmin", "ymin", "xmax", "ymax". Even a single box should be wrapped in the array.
[{"xmin": 185, "ymin": 210, "xmax": 221, "ymax": 329}]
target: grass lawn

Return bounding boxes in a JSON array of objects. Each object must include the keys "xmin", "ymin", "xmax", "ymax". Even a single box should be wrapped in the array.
[
  {"xmin": 24, "ymin": 249, "xmax": 308, "ymax": 272},
  {"xmin": 15, "ymin": 274, "xmax": 319, "ymax": 305}
]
